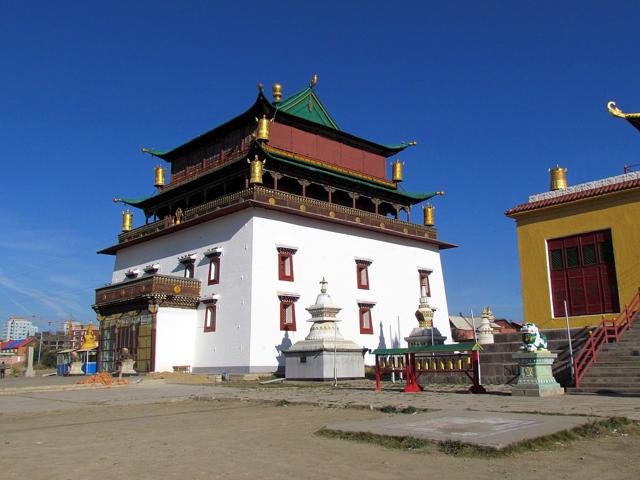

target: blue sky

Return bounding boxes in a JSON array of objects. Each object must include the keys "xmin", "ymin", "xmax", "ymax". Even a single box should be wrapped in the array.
[{"xmin": 1, "ymin": 1, "xmax": 639, "ymax": 330}]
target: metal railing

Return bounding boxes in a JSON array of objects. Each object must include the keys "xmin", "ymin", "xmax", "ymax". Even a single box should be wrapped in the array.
[{"xmin": 574, "ymin": 287, "xmax": 640, "ymax": 387}]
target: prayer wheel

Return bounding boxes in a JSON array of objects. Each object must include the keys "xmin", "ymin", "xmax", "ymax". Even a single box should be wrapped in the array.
[
  {"xmin": 154, "ymin": 166, "xmax": 166, "ymax": 188},
  {"xmin": 248, "ymin": 155, "xmax": 266, "ymax": 185},
  {"xmin": 122, "ymin": 210, "xmax": 133, "ymax": 232},
  {"xmin": 391, "ymin": 159, "xmax": 404, "ymax": 183},
  {"xmin": 549, "ymin": 165, "xmax": 568, "ymax": 191},
  {"xmin": 423, "ymin": 204, "xmax": 435, "ymax": 226},
  {"xmin": 256, "ymin": 115, "xmax": 270, "ymax": 143}
]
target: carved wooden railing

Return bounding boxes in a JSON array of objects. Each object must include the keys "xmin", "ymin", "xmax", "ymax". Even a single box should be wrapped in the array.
[
  {"xmin": 574, "ymin": 287, "xmax": 640, "ymax": 387},
  {"xmin": 118, "ymin": 186, "xmax": 438, "ymax": 245},
  {"xmin": 95, "ymin": 274, "xmax": 201, "ymax": 306}
]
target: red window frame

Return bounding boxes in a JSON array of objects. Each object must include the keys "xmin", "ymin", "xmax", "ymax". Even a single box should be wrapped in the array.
[
  {"xmin": 418, "ymin": 270, "xmax": 431, "ymax": 297},
  {"xmin": 204, "ymin": 305, "xmax": 216, "ymax": 332},
  {"xmin": 208, "ymin": 256, "xmax": 220, "ymax": 285},
  {"xmin": 279, "ymin": 301, "xmax": 297, "ymax": 331},
  {"xmin": 359, "ymin": 306, "xmax": 374, "ymax": 334},
  {"xmin": 278, "ymin": 253, "xmax": 294, "ymax": 281},
  {"xmin": 356, "ymin": 263, "xmax": 370, "ymax": 290},
  {"xmin": 184, "ymin": 263, "xmax": 194, "ymax": 278}
]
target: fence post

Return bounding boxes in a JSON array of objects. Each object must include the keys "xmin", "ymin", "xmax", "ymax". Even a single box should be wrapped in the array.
[{"xmin": 375, "ymin": 355, "xmax": 381, "ymax": 392}]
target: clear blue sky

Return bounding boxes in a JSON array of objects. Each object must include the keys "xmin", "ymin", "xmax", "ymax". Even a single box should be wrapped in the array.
[{"xmin": 1, "ymin": 1, "xmax": 639, "ymax": 330}]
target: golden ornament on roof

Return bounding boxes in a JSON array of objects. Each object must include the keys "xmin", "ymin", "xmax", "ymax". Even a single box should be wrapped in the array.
[
  {"xmin": 122, "ymin": 210, "xmax": 133, "ymax": 232},
  {"xmin": 391, "ymin": 159, "xmax": 404, "ymax": 183},
  {"xmin": 154, "ymin": 165, "xmax": 166, "ymax": 188},
  {"xmin": 256, "ymin": 115, "xmax": 270, "ymax": 142},
  {"xmin": 423, "ymin": 204, "xmax": 435, "ymax": 227},
  {"xmin": 549, "ymin": 165, "xmax": 568, "ymax": 191},
  {"xmin": 248, "ymin": 155, "xmax": 266, "ymax": 185},
  {"xmin": 272, "ymin": 83, "xmax": 282, "ymax": 102}
]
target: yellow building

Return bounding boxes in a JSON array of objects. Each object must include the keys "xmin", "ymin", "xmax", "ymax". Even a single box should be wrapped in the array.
[{"xmin": 506, "ymin": 102, "xmax": 640, "ymax": 329}]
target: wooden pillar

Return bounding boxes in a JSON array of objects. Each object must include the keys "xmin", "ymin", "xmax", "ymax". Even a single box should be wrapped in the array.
[
  {"xmin": 323, "ymin": 186, "xmax": 335, "ymax": 203},
  {"xmin": 348, "ymin": 192, "xmax": 360, "ymax": 209},
  {"xmin": 372, "ymin": 198, "xmax": 381, "ymax": 215},
  {"xmin": 298, "ymin": 180, "xmax": 310, "ymax": 197}
]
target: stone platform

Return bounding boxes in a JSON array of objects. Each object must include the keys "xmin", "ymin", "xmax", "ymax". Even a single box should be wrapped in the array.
[{"xmin": 325, "ymin": 410, "xmax": 589, "ymax": 450}]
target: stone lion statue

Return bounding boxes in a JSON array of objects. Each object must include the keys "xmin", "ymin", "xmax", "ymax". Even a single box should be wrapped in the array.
[{"xmin": 519, "ymin": 323, "xmax": 548, "ymax": 352}]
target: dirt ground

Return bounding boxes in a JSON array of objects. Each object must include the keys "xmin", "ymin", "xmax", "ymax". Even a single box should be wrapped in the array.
[{"xmin": 1, "ymin": 399, "xmax": 638, "ymax": 480}]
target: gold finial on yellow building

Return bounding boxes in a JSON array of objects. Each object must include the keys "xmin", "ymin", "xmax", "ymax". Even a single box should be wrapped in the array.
[
  {"xmin": 154, "ymin": 165, "xmax": 166, "ymax": 188},
  {"xmin": 248, "ymin": 155, "xmax": 266, "ymax": 185},
  {"xmin": 256, "ymin": 115, "xmax": 270, "ymax": 142},
  {"xmin": 122, "ymin": 210, "xmax": 133, "ymax": 232},
  {"xmin": 549, "ymin": 165, "xmax": 568, "ymax": 191},
  {"xmin": 81, "ymin": 323, "xmax": 98, "ymax": 350},
  {"xmin": 423, "ymin": 204, "xmax": 435, "ymax": 226},
  {"xmin": 391, "ymin": 159, "xmax": 404, "ymax": 183},
  {"xmin": 272, "ymin": 83, "xmax": 282, "ymax": 102},
  {"xmin": 310, "ymin": 74, "xmax": 318, "ymax": 87}
]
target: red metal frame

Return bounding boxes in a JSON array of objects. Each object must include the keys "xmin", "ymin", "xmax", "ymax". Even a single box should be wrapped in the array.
[
  {"xmin": 374, "ymin": 349, "xmax": 485, "ymax": 394},
  {"xmin": 574, "ymin": 287, "xmax": 640, "ymax": 387}
]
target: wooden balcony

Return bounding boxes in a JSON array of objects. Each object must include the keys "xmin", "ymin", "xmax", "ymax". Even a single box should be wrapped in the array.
[
  {"xmin": 103, "ymin": 186, "xmax": 450, "ymax": 254},
  {"xmin": 94, "ymin": 274, "xmax": 201, "ymax": 311}
]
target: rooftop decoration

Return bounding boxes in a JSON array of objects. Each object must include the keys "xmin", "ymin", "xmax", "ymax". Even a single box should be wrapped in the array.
[{"xmin": 607, "ymin": 101, "xmax": 640, "ymax": 132}]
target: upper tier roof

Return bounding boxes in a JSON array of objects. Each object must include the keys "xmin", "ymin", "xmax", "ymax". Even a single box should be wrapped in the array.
[{"xmin": 142, "ymin": 86, "xmax": 414, "ymax": 162}]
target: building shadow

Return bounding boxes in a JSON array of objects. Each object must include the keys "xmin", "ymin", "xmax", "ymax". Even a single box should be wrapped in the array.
[{"xmin": 274, "ymin": 331, "xmax": 292, "ymax": 375}]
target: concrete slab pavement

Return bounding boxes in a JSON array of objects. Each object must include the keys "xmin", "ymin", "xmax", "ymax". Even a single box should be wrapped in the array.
[{"xmin": 325, "ymin": 410, "xmax": 590, "ymax": 449}]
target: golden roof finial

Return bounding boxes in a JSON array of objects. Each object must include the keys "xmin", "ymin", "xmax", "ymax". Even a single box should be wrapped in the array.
[
  {"xmin": 607, "ymin": 101, "xmax": 625, "ymax": 118},
  {"xmin": 272, "ymin": 83, "xmax": 282, "ymax": 102},
  {"xmin": 310, "ymin": 74, "xmax": 318, "ymax": 87}
]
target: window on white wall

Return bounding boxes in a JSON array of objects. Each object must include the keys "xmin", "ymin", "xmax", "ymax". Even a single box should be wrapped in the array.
[
  {"xmin": 357, "ymin": 301, "xmax": 376, "ymax": 334},
  {"xmin": 204, "ymin": 305, "xmax": 216, "ymax": 332},
  {"xmin": 355, "ymin": 259, "xmax": 372, "ymax": 290},
  {"xmin": 278, "ymin": 293, "xmax": 300, "ymax": 331},
  {"xmin": 277, "ymin": 246, "xmax": 297, "ymax": 282}
]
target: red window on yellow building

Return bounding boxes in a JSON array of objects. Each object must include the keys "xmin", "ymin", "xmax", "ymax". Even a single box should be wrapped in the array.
[{"xmin": 547, "ymin": 230, "xmax": 619, "ymax": 317}]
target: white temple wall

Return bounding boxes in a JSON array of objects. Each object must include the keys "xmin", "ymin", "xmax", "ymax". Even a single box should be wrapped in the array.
[
  {"xmin": 154, "ymin": 307, "xmax": 197, "ymax": 372},
  {"xmin": 111, "ymin": 210, "xmax": 254, "ymax": 372},
  {"xmin": 109, "ymin": 207, "xmax": 452, "ymax": 373},
  {"xmin": 249, "ymin": 209, "xmax": 452, "ymax": 370}
]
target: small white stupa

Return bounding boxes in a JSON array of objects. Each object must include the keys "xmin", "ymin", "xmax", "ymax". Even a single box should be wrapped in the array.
[
  {"xmin": 405, "ymin": 276, "xmax": 446, "ymax": 346},
  {"xmin": 284, "ymin": 278, "xmax": 366, "ymax": 380}
]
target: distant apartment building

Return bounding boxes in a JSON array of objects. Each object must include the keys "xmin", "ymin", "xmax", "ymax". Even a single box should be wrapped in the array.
[{"xmin": 1, "ymin": 317, "xmax": 39, "ymax": 341}]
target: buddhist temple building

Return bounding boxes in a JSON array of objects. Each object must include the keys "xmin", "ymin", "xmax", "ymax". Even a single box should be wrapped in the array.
[
  {"xmin": 94, "ymin": 77, "xmax": 455, "ymax": 373},
  {"xmin": 505, "ymin": 101, "xmax": 640, "ymax": 329}
]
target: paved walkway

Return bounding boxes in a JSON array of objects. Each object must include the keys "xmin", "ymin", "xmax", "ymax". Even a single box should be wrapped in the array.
[{"xmin": 1, "ymin": 377, "xmax": 639, "ymax": 420}]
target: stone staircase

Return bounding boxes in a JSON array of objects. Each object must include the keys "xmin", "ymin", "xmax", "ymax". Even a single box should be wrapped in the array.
[
  {"xmin": 567, "ymin": 325, "xmax": 640, "ymax": 395},
  {"xmin": 418, "ymin": 328, "xmax": 590, "ymax": 387}
]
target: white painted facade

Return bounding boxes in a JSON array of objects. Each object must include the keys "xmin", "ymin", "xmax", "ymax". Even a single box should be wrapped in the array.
[{"xmin": 111, "ymin": 208, "xmax": 452, "ymax": 373}]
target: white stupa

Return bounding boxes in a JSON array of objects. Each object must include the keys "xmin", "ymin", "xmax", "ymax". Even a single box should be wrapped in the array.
[{"xmin": 284, "ymin": 278, "xmax": 366, "ymax": 380}]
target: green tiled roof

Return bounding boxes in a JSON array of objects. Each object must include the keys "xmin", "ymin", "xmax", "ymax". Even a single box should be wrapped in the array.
[{"xmin": 276, "ymin": 87, "xmax": 339, "ymax": 130}]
